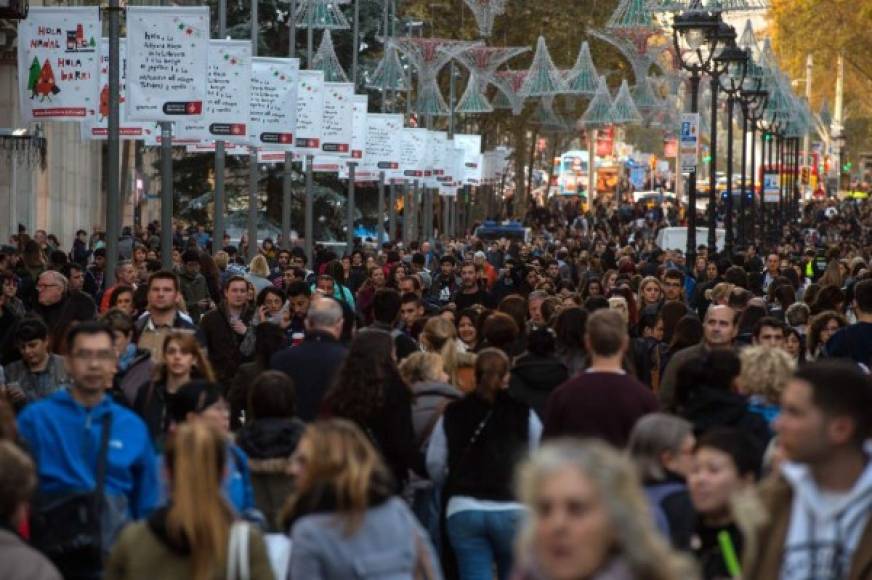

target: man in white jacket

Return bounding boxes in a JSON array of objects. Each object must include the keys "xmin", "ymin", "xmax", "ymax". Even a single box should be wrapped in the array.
[{"xmin": 744, "ymin": 360, "xmax": 872, "ymax": 579}]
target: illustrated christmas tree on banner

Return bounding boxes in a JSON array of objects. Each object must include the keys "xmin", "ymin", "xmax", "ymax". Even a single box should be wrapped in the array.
[
  {"xmin": 311, "ymin": 30, "xmax": 349, "ymax": 82},
  {"xmin": 33, "ymin": 59, "xmax": 60, "ymax": 101}
]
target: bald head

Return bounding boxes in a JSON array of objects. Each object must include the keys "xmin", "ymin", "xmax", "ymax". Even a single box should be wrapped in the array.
[{"xmin": 305, "ymin": 295, "xmax": 343, "ymax": 338}]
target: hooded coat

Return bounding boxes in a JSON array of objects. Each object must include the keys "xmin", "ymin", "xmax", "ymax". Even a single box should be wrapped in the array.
[{"xmin": 508, "ymin": 353, "xmax": 569, "ymax": 419}]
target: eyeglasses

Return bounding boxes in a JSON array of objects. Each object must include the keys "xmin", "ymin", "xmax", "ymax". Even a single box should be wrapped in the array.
[
  {"xmin": 36, "ymin": 283, "xmax": 61, "ymax": 290},
  {"xmin": 70, "ymin": 349, "xmax": 117, "ymax": 362}
]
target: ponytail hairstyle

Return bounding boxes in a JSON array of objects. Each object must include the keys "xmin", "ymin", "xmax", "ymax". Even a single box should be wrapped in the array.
[
  {"xmin": 164, "ymin": 422, "xmax": 233, "ymax": 580},
  {"xmin": 474, "ymin": 347, "xmax": 510, "ymax": 403}
]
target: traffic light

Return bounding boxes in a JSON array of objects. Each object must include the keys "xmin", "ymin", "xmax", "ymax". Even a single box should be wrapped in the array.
[
  {"xmin": 843, "ymin": 161, "xmax": 853, "ymax": 172},
  {"xmin": 703, "ymin": 154, "xmax": 712, "ymax": 163}
]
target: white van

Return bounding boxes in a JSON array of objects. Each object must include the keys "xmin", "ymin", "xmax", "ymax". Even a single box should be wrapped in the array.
[{"xmin": 656, "ymin": 227, "xmax": 726, "ymax": 253}]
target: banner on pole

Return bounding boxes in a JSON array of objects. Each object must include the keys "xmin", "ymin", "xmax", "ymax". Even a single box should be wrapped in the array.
[
  {"xmin": 185, "ymin": 142, "xmax": 249, "ymax": 155},
  {"xmin": 248, "ymin": 57, "xmax": 299, "ymax": 151},
  {"xmin": 126, "ymin": 6, "xmax": 209, "ymax": 122},
  {"xmin": 175, "ymin": 40, "xmax": 252, "ymax": 145},
  {"xmin": 321, "ymin": 82, "xmax": 354, "ymax": 157},
  {"xmin": 294, "ymin": 70, "xmax": 325, "ymax": 153},
  {"xmin": 350, "ymin": 95, "xmax": 368, "ymax": 161},
  {"xmin": 679, "ymin": 113, "xmax": 699, "ymax": 172},
  {"xmin": 427, "ymin": 131, "xmax": 448, "ymax": 188},
  {"xmin": 17, "ymin": 7, "xmax": 100, "ymax": 122},
  {"xmin": 81, "ymin": 38, "xmax": 154, "ymax": 140},
  {"xmin": 362, "ymin": 113, "xmax": 403, "ymax": 177},
  {"xmin": 454, "ymin": 133, "xmax": 483, "ymax": 185},
  {"xmin": 398, "ymin": 128, "xmax": 429, "ymax": 178}
]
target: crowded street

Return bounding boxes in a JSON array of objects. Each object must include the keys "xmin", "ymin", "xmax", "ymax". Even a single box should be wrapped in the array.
[{"xmin": 1, "ymin": 0, "xmax": 871, "ymax": 579}]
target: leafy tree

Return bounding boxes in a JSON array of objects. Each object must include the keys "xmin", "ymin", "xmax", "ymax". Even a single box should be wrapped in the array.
[{"xmin": 769, "ymin": 0, "xmax": 872, "ymax": 159}]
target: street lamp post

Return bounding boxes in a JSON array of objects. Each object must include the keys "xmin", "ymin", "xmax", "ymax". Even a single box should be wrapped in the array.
[
  {"xmin": 672, "ymin": 4, "xmax": 721, "ymax": 267},
  {"xmin": 738, "ymin": 85, "xmax": 766, "ymax": 249},
  {"xmin": 714, "ymin": 43, "xmax": 748, "ymax": 257},
  {"xmin": 704, "ymin": 20, "xmax": 737, "ymax": 255}
]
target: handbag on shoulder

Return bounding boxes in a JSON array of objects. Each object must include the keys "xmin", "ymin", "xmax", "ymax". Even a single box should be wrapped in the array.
[{"xmin": 30, "ymin": 413, "xmax": 113, "ymax": 580}]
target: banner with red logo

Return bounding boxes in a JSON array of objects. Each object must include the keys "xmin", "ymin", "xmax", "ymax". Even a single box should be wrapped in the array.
[
  {"xmin": 175, "ymin": 39, "xmax": 252, "ymax": 145},
  {"xmin": 126, "ymin": 6, "xmax": 209, "ymax": 122},
  {"xmin": 17, "ymin": 7, "xmax": 101, "ymax": 122},
  {"xmin": 249, "ymin": 57, "xmax": 299, "ymax": 151}
]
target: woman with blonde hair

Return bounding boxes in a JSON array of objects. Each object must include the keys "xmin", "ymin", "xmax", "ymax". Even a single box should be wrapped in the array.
[
  {"xmin": 704, "ymin": 282, "xmax": 734, "ymax": 309},
  {"xmin": 514, "ymin": 439, "xmax": 697, "ymax": 580},
  {"xmin": 246, "ymin": 254, "xmax": 273, "ymax": 295},
  {"xmin": 133, "ymin": 331, "xmax": 215, "ymax": 449},
  {"xmin": 105, "ymin": 422, "xmax": 274, "ymax": 580},
  {"xmin": 736, "ymin": 345, "xmax": 795, "ymax": 428},
  {"xmin": 282, "ymin": 419, "xmax": 442, "ymax": 579},
  {"xmin": 420, "ymin": 316, "xmax": 463, "ymax": 386},
  {"xmin": 638, "ymin": 276, "xmax": 664, "ymax": 311}
]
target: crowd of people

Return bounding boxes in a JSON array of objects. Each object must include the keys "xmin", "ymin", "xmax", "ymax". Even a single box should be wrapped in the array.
[{"xmin": 0, "ymin": 194, "xmax": 871, "ymax": 580}]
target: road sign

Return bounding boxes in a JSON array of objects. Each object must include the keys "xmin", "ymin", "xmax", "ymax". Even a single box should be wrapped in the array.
[
  {"xmin": 763, "ymin": 171, "xmax": 780, "ymax": 203},
  {"xmin": 679, "ymin": 113, "xmax": 699, "ymax": 172}
]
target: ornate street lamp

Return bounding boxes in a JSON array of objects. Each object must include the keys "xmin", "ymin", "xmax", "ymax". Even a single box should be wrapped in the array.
[
  {"xmin": 672, "ymin": 2, "xmax": 721, "ymax": 266},
  {"xmin": 714, "ymin": 43, "xmax": 748, "ymax": 256}
]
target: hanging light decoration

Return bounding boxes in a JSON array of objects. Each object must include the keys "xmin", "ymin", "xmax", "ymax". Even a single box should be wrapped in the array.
[
  {"xmin": 311, "ymin": 30, "xmax": 349, "ymax": 82},
  {"xmin": 610, "ymin": 79, "xmax": 644, "ymax": 124},
  {"xmin": 520, "ymin": 36, "xmax": 565, "ymax": 97},
  {"xmin": 454, "ymin": 45, "xmax": 528, "ymax": 114},
  {"xmin": 461, "ymin": 0, "xmax": 508, "ymax": 38},
  {"xmin": 294, "ymin": 0, "xmax": 350, "ymax": 30},
  {"xmin": 578, "ymin": 76, "xmax": 615, "ymax": 128},
  {"xmin": 366, "ymin": 43, "xmax": 409, "ymax": 91},
  {"xmin": 563, "ymin": 41, "xmax": 599, "ymax": 96},
  {"xmin": 492, "ymin": 69, "xmax": 528, "ymax": 115}
]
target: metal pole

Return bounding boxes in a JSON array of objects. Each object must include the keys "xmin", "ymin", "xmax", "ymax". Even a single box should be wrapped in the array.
[
  {"xmin": 686, "ymin": 73, "xmax": 700, "ymax": 267},
  {"xmin": 105, "ymin": 0, "xmax": 121, "ymax": 285},
  {"xmin": 738, "ymin": 101, "xmax": 748, "ymax": 249},
  {"xmin": 802, "ymin": 53, "xmax": 812, "ymax": 198},
  {"xmin": 160, "ymin": 124, "xmax": 173, "ymax": 270},
  {"xmin": 389, "ymin": 182, "xmax": 397, "ymax": 241},
  {"xmin": 305, "ymin": 155, "xmax": 314, "ymax": 265},
  {"xmin": 442, "ymin": 195, "xmax": 449, "ymax": 239},
  {"xmin": 282, "ymin": 0, "xmax": 296, "ymax": 250},
  {"xmin": 749, "ymin": 123, "xmax": 757, "ymax": 245},
  {"xmin": 778, "ymin": 133, "xmax": 785, "ymax": 235},
  {"xmin": 380, "ymin": 0, "xmax": 388, "ymax": 113},
  {"xmin": 708, "ymin": 75, "xmax": 718, "ymax": 254},
  {"xmin": 724, "ymin": 95, "xmax": 734, "ymax": 257},
  {"xmin": 352, "ymin": 0, "xmax": 360, "ymax": 90},
  {"xmin": 247, "ymin": 0, "xmax": 259, "ymax": 262},
  {"xmin": 448, "ymin": 62, "xmax": 456, "ymax": 139},
  {"xmin": 377, "ymin": 171, "xmax": 386, "ymax": 244},
  {"xmin": 214, "ymin": 0, "xmax": 227, "ymax": 255},
  {"xmin": 346, "ymin": 162, "xmax": 356, "ymax": 254}
]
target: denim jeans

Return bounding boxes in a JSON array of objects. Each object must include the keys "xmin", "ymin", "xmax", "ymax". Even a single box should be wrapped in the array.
[
  {"xmin": 446, "ymin": 508, "xmax": 522, "ymax": 580},
  {"xmin": 411, "ymin": 483, "xmax": 443, "ymax": 553}
]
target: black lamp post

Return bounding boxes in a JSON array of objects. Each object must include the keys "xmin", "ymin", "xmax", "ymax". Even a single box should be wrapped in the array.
[
  {"xmin": 743, "ymin": 89, "xmax": 768, "ymax": 245},
  {"xmin": 672, "ymin": 4, "xmax": 722, "ymax": 267},
  {"xmin": 737, "ymin": 80, "xmax": 766, "ymax": 249},
  {"xmin": 704, "ymin": 20, "xmax": 736, "ymax": 255},
  {"xmin": 714, "ymin": 44, "xmax": 748, "ymax": 257}
]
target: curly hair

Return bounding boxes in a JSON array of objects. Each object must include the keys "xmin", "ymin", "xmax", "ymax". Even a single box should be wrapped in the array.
[
  {"xmin": 323, "ymin": 331, "xmax": 401, "ymax": 422},
  {"xmin": 807, "ymin": 310, "xmax": 848, "ymax": 356},
  {"xmin": 738, "ymin": 346, "xmax": 796, "ymax": 404}
]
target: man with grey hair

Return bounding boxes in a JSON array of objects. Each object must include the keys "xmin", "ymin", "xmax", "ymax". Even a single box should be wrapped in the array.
[
  {"xmin": 31, "ymin": 270, "xmax": 96, "ymax": 353},
  {"xmin": 270, "ymin": 295, "xmax": 347, "ymax": 421}
]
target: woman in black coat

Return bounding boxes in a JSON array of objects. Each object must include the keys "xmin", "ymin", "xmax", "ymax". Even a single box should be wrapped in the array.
[{"xmin": 508, "ymin": 327, "xmax": 568, "ymax": 419}]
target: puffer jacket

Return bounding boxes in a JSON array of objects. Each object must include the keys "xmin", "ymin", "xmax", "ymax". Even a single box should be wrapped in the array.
[{"xmin": 410, "ymin": 381, "xmax": 463, "ymax": 450}]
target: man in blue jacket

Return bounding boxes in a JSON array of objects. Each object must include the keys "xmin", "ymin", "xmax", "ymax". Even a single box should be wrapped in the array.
[{"xmin": 17, "ymin": 321, "xmax": 159, "ymax": 563}]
